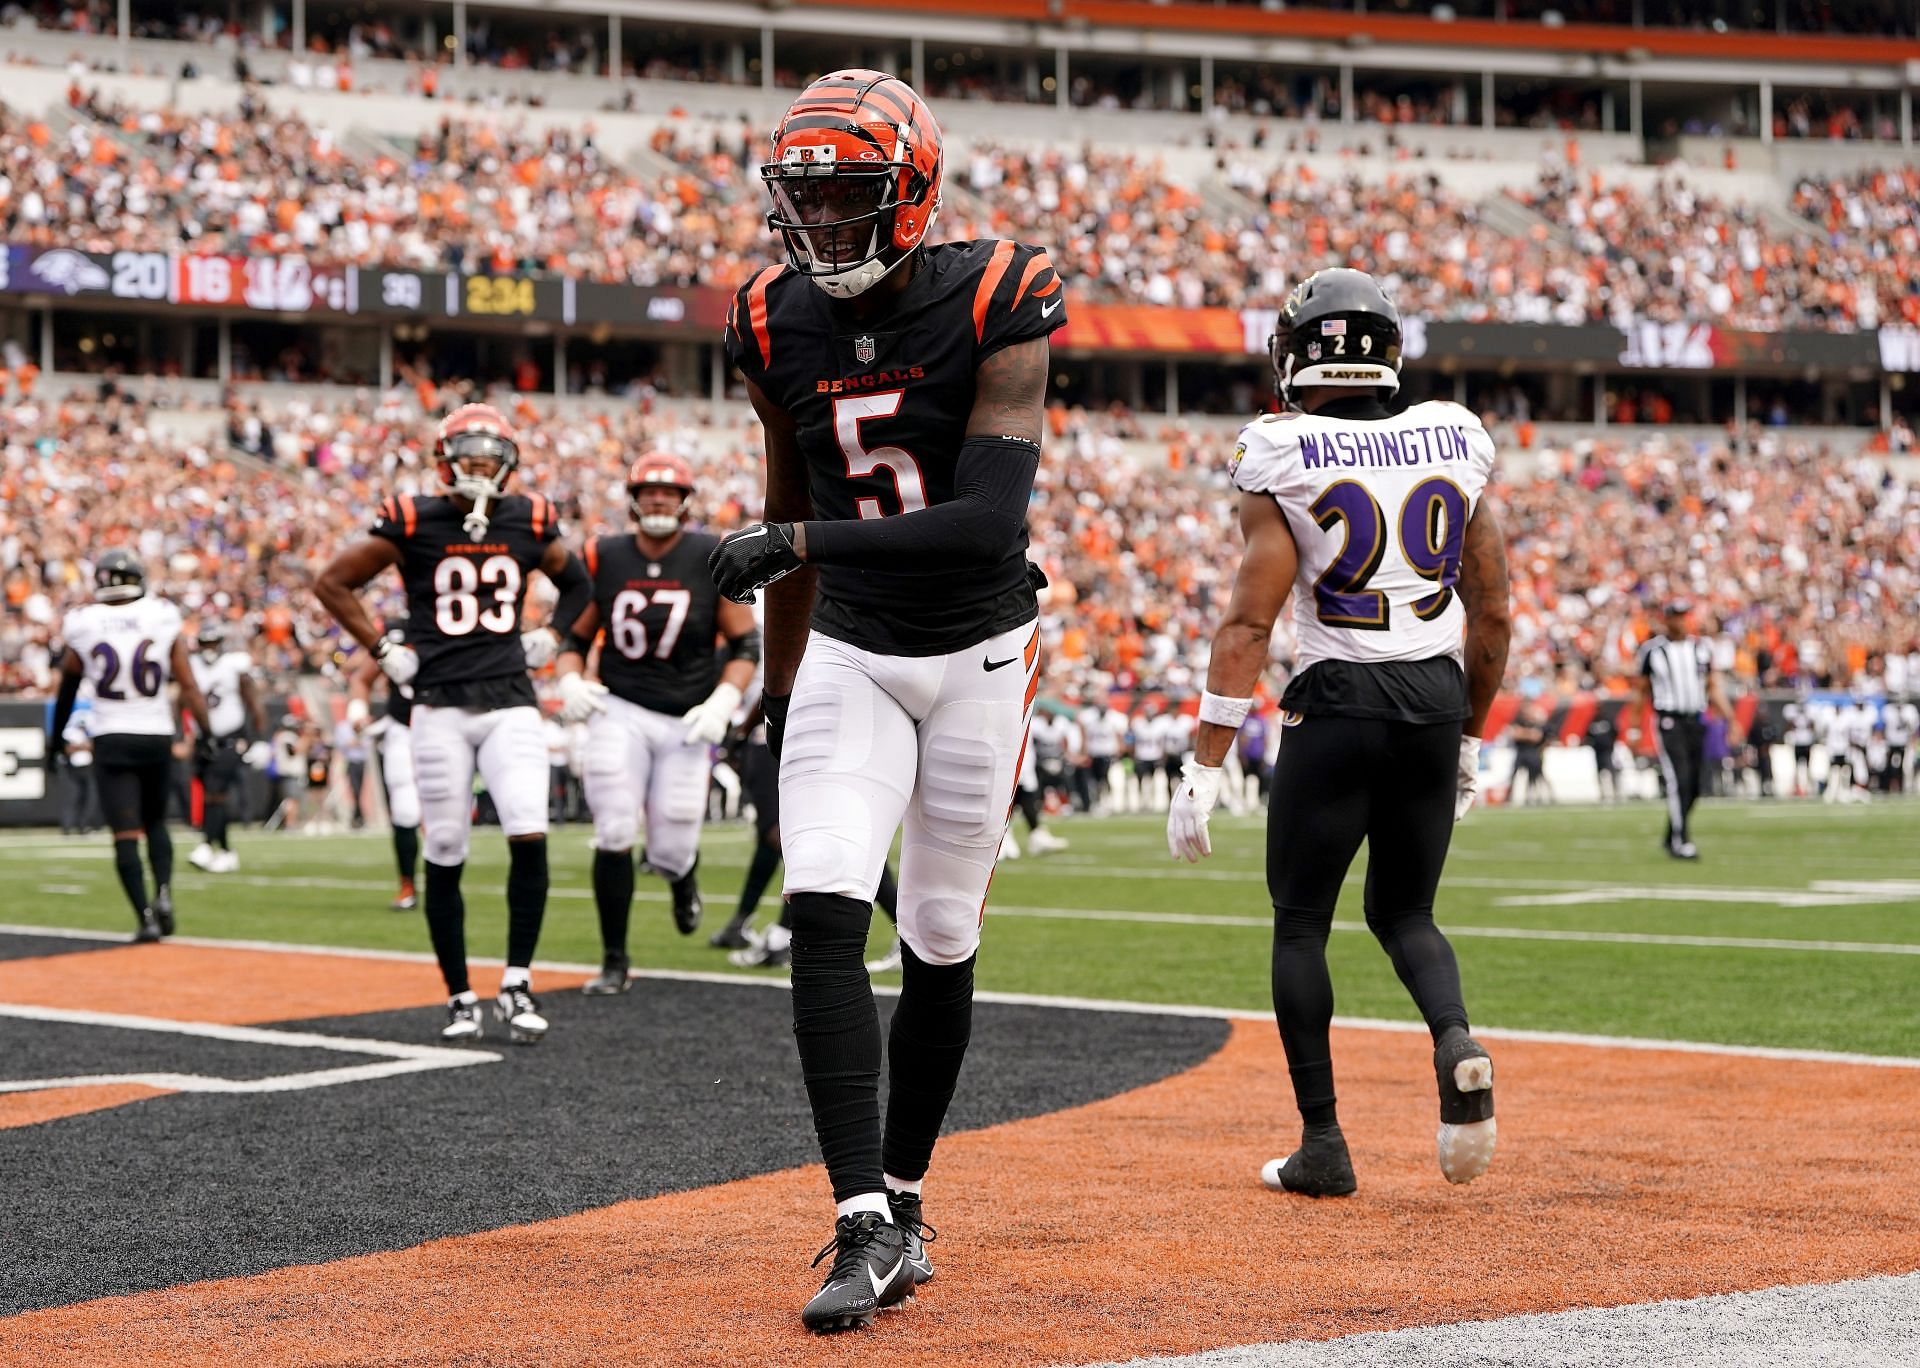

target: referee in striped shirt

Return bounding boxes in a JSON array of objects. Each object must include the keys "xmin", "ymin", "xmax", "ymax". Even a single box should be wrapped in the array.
[{"xmin": 1633, "ymin": 600, "xmax": 1735, "ymax": 860}]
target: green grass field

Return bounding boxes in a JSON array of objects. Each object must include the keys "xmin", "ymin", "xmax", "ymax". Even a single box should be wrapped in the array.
[{"xmin": 5, "ymin": 800, "xmax": 1917, "ymax": 1057}]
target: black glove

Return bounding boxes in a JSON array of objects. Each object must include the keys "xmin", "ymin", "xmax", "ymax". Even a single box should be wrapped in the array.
[
  {"xmin": 762, "ymin": 692, "xmax": 791, "ymax": 767},
  {"xmin": 708, "ymin": 522, "xmax": 803, "ymax": 604}
]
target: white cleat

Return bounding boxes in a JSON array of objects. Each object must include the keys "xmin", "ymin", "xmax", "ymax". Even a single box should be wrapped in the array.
[
  {"xmin": 1025, "ymin": 828, "xmax": 1069, "ymax": 855},
  {"xmin": 864, "ymin": 938, "xmax": 903, "ymax": 975},
  {"xmin": 188, "ymin": 843, "xmax": 217, "ymax": 872},
  {"xmin": 441, "ymin": 997, "xmax": 484, "ymax": 1042},
  {"xmin": 998, "ymin": 829, "xmax": 1021, "ymax": 861},
  {"xmin": 1435, "ymin": 1036, "xmax": 1497, "ymax": 1185},
  {"xmin": 212, "ymin": 850, "xmax": 240, "ymax": 874},
  {"xmin": 493, "ymin": 985, "xmax": 549, "ymax": 1045}
]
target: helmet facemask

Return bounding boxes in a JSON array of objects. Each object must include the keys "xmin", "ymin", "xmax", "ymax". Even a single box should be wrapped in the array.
[
  {"xmin": 439, "ymin": 431, "xmax": 518, "ymax": 538},
  {"xmin": 763, "ymin": 139, "xmax": 936, "ymax": 299},
  {"xmin": 631, "ymin": 483, "xmax": 691, "ymax": 540}
]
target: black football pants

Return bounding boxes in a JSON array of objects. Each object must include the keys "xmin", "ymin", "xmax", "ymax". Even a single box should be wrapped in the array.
[
  {"xmin": 1265, "ymin": 713, "xmax": 1470, "ymax": 1124},
  {"xmin": 1654, "ymin": 713, "xmax": 1705, "ymax": 847}
]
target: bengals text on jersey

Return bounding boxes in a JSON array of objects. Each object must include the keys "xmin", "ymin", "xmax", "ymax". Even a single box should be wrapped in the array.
[{"xmin": 370, "ymin": 491, "xmax": 561, "ymax": 706}]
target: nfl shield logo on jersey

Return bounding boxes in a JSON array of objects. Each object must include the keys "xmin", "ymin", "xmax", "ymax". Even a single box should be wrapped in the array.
[{"xmin": 855, "ymin": 335, "xmax": 876, "ymax": 365}]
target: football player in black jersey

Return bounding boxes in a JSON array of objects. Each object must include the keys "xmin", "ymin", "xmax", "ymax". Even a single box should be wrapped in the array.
[
  {"xmin": 706, "ymin": 70, "xmax": 1067, "ymax": 1333},
  {"xmin": 347, "ymin": 624, "xmax": 422, "ymax": 912},
  {"xmin": 549, "ymin": 451, "xmax": 761, "ymax": 995},
  {"xmin": 315, "ymin": 403, "xmax": 593, "ymax": 1044}
]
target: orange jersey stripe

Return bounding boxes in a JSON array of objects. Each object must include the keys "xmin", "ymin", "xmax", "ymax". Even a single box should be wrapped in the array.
[
  {"xmin": 584, "ymin": 539, "xmax": 599, "ymax": 578},
  {"xmin": 531, "ymin": 496, "xmax": 546, "ymax": 539},
  {"xmin": 747, "ymin": 264, "xmax": 783, "ymax": 367},
  {"xmin": 972, "ymin": 241, "xmax": 1017, "ymax": 344},
  {"xmin": 400, "ymin": 495, "xmax": 417, "ymax": 538},
  {"xmin": 1030, "ymin": 274, "xmax": 1062, "ymax": 299},
  {"xmin": 1010, "ymin": 251, "xmax": 1055, "ymax": 309}
]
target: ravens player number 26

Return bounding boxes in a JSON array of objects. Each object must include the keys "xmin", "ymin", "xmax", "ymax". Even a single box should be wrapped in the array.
[{"xmin": 315, "ymin": 403, "xmax": 594, "ymax": 1045}]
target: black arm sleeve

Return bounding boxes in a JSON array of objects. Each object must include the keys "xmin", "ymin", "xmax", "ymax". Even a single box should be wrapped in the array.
[
  {"xmin": 48, "ymin": 668, "xmax": 82, "ymax": 753},
  {"xmin": 547, "ymin": 552, "xmax": 593, "ymax": 643},
  {"xmin": 801, "ymin": 435, "xmax": 1039, "ymax": 571},
  {"xmin": 726, "ymin": 628, "xmax": 763, "ymax": 664}
]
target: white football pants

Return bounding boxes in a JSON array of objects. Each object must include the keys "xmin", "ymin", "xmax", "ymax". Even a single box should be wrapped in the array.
[
  {"xmin": 411, "ymin": 704, "xmax": 549, "ymax": 865},
  {"xmin": 582, "ymin": 694, "xmax": 712, "ymax": 879}
]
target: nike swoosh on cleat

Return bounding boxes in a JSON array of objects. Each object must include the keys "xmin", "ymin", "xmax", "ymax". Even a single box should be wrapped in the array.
[
  {"xmin": 983, "ymin": 656, "xmax": 1018, "ymax": 672},
  {"xmin": 867, "ymin": 1255, "xmax": 905, "ymax": 1299}
]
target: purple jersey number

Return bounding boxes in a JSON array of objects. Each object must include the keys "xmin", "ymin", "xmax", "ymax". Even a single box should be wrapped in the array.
[{"xmin": 1310, "ymin": 477, "xmax": 1470, "ymax": 630}]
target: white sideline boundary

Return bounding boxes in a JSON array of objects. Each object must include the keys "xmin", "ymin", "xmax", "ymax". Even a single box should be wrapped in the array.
[
  {"xmin": 3, "ymin": 923, "xmax": 1917, "ymax": 1072},
  {"xmin": 0, "ymin": 1002, "xmax": 500, "ymax": 1095}
]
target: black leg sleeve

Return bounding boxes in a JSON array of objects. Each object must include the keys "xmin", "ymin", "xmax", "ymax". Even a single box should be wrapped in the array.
[
  {"xmin": 506, "ymin": 837, "xmax": 549, "ymax": 969},
  {"xmin": 734, "ymin": 840, "xmax": 782, "ymax": 923},
  {"xmin": 881, "ymin": 944, "xmax": 975, "ymax": 1183},
  {"xmin": 423, "ymin": 860, "xmax": 470, "ymax": 996},
  {"xmin": 1365, "ymin": 721, "xmax": 1470, "ymax": 1041},
  {"xmin": 1267, "ymin": 715, "xmax": 1378, "ymax": 1126},
  {"xmin": 592, "ymin": 846, "xmax": 635, "ymax": 955},
  {"xmin": 113, "ymin": 837, "xmax": 147, "ymax": 916},
  {"xmin": 393, "ymin": 824, "xmax": 419, "ymax": 883},
  {"xmin": 788, "ymin": 891, "xmax": 883, "ymax": 1203},
  {"xmin": 140, "ymin": 758, "xmax": 172, "ymax": 891}
]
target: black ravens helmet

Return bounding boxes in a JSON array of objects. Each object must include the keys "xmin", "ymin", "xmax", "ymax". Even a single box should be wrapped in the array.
[
  {"xmin": 1269, "ymin": 268, "xmax": 1403, "ymax": 404},
  {"xmin": 94, "ymin": 549, "xmax": 147, "ymax": 604}
]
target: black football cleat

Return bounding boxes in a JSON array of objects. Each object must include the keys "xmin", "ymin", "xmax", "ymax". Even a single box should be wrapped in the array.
[
  {"xmin": 708, "ymin": 916, "xmax": 754, "ymax": 950},
  {"xmin": 132, "ymin": 907, "xmax": 164, "ymax": 944},
  {"xmin": 801, "ymin": 1212, "xmax": 914, "ymax": 1333},
  {"xmin": 1261, "ymin": 1122, "xmax": 1357, "ymax": 1197},
  {"xmin": 886, "ymin": 1191, "xmax": 937, "ymax": 1285},
  {"xmin": 1434, "ymin": 1028, "xmax": 1497, "ymax": 1184},
  {"xmin": 582, "ymin": 952, "xmax": 632, "ymax": 996},
  {"xmin": 492, "ymin": 984, "xmax": 549, "ymax": 1044},
  {"xmin": 668, "ymin": 861, "xmax": 703, "ymax": 935},
  {"xmin": 153, "ymin": 883, "xmax": 174, "ymax": 936}
]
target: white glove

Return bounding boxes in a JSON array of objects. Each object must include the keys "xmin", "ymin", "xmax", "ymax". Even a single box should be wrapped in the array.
[
  {"xmin": 1455, "ymin": 735, "xmax": 1482, "ymax": 822},
  {"xmin": 376, "ymin": 641, "xmax": 419, "ymax": 687},
  {"xmin": 521, "ymin": 627, "xmax": 560, "ymax": 670},
  {"xmin": 243, "ymin": 740, "xmax": 272, "ymax": 770},
  {"xmin": 682, "ymin": 681, "xmax": 744, "ymax": 746},
  {"xmin": 1167, "ymin": 760, "xmax": 1224, "ymax": 863},
  {"xmin": 345, "ymin": 697, "xmax": 371, "ymax": 730},
  {"xmin": 556, "ymin": 671, "xmax": 609, "ymax": 723}
]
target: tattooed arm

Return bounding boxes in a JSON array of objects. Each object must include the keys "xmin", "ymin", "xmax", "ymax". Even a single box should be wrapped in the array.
[
  {"xmin": 1456, "ymin": 498, "xmax": 1513, "ymax": 739},
  {"xmin": 792, "ymin": 337, "xmax": 1049, "ymax": 570}
]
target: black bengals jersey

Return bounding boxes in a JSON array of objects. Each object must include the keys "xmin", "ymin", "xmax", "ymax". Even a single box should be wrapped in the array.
[
  {"xmin": 582, "ymin": 531, "xmax": 725, "ymax": 715},
  {"xmin": 370, "ymin": 492, "xmax": 561, "ymax": 708},
  {"xmin": 724, "ymin": 238, "xmax": 1068, "ymax": 656}
]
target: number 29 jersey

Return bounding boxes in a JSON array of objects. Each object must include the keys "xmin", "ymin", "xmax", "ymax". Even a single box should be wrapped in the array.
[
  {"xmin": 724, "ymin": 238, "xmax": 1068, "ymax": 657},
  {"xmin": 60, "ymin": 597, "xmax": 184, "ymax": 737},
  {"xmin": 1230, "ymin": 400, "xmax": 1497, "ymax": 698},
  {"xmin": 370, "ymin": 492, "xmax": 561, "ymax": 706}
]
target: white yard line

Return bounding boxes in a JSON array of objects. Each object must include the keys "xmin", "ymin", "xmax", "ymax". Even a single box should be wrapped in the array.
[
  {"xmin": 0, "ymin": 1002, "xmax": 499, "ymax": 1095},
  {"xmin": 3, "ymin": 925, "xmax": 1916, "ymax": 1070}
]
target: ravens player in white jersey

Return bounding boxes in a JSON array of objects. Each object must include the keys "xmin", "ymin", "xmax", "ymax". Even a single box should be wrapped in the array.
[
  {"xmin": 48, "ymin": 551, "xmax": 212, "ymax": 942},
  {"xmin": 187, "ymin": 622, "xmax": 268, "ymax": 874},
  {"xmin": 1169, "ymin": 269, "xmax": 1512, "ymax": 1197}
]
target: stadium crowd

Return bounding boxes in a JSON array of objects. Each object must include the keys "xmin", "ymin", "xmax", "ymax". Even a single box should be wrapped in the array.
[
  {"xmin": 4, "ymin": 384, "xmax": 1916, "ymax": 714},
  {"xmin": 6, "ymin": 81, "xmax": 1915, "ymax": 327}
]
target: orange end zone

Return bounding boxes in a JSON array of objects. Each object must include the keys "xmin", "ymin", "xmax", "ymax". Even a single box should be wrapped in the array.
[
  {"xmin": 0, "ymin": 1084, "xmax": 174, "ymax": 1132},
  {"xmin": 6, "ymin": 1018, "xmax": 1918, "ymax": 1365},
  {"xmin": 0, "ymin": 943, "xmax": 589, "ymax": 1026}
]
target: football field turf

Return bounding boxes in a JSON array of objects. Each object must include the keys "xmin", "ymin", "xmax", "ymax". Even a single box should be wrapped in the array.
[
  {"xmin": 3, "ymin": 799, "xmax": 1918, "ymax": 1366},
  {"xmin": 2, "ymin": 798, "xmax": 1915, "ymax": 1057}
]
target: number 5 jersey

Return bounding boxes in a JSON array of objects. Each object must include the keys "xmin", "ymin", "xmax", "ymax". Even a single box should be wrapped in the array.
[
  {"xmin": 60, "ymin": 596, "xmax": 183, "ymax": 736},
  {"xmin": 723, "ymin": 239, "xmax": 1068, "ymax": 657},
  {"xmin": 371, "ymin": 492, "xmax": 561, "ymax": 707},
  {"xmin": 1229, "ymin": 400, "xmax": 1497, "ymax": 723}
]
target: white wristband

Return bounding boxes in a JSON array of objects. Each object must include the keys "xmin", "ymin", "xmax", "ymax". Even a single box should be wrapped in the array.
[{"xmin": 1198, "ymin": 692, "xmax": 1253, "ymax": 729}]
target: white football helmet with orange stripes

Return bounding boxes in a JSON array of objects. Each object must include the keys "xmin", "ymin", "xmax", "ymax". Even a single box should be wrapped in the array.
[
  {"xmin": 436, "ymin": 402, "xmax": 518, "ymax": 537},
  {"xmin": 762, "ymin": 69, "xmax": 944, "ymax": 300}
]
